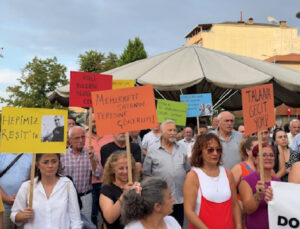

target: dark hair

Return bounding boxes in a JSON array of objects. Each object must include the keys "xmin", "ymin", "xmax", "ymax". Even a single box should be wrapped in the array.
[
  {"xmin": 121, "ymin": 178, "xmax": 168, "ymax": 225},
  {"xmin": 190, "ymin": 133, "xmax": 222, "ymax": 167},
  {"xmin": 272, "ymin": 128, "xmax": 285, "ymax": 142},
  {"xmin": 252, "ymin": 143, "xmax": 275, "ymax": 158},
  {"xmin": 35, "ymin": 153, "xmax": 61, "ymax": 181},
  {"xmin": 239, "ymin": 136, "xmax": 258, "ymax": 160}
]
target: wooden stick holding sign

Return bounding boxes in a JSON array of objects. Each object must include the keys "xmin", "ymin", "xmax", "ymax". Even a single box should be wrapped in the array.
[
  {"xmin": 29, "ymin": 153, "xmax": 36, "ymax": 208},
  {"xmin": 242, "ymin": 83, "xmax": 275, "ymax": 183},
  {"xmin": 196, "ymin": 116, "xmax": 200, "ymax": 135},
  {"xmin": 257, "ymin": 132, "xmax": 264, "ymax": 182},
  {"xmin": 125, "ymin": 132, "xmax": 133, "ymax": 184},
  {"xmin": 88, "ymin": 107, "xmax": 93, "ymax": 147}
]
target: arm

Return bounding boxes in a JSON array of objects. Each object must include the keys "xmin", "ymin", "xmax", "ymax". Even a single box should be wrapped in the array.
[
  {"xmin": 100, "ymin": 194, "xmax": 121, "ymax": 224},
  {"xmin": 87, "ymin": 146, "xmax": 101, "ymax": 178},
  {"xmin": 227, "ymin": 170, "xmax": 242, "ymax": 229},
  {"xmin": 275, "ymin": 148, "xmax": 287, "ymax": 178},
  {"xmin": 68, "ymin": 182, "xmax": 83, "ymax": 229},
  {"xmin": 0, "ymin": 186, "xmax": 15, "ymax": 206},
  {"xmin": 238, "ymin": 180, "xmax": 264, "ymax": 215},
  {"xmin": 183, "ymin": 171, "xmax": 208, "ymax": 229},
  {"xmin": 231, "ymin": 164, "xmax": 242, "ymax": 186},
  {"xmin": 288, "ymin": 161, "xmax": 300, "ymax": 183},
  {"xmin": 142, "ymin": 152, "xmax": 153, "ymax": 177}
]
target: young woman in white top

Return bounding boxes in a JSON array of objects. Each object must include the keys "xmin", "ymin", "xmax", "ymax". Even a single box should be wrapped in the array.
[
  {"xmin": 121, "ymin": 177, "xmax": 181, "ymax": 229},
  {"xmin": 10, "ymin": 153, "xmax": 82, "ymax": 229}
]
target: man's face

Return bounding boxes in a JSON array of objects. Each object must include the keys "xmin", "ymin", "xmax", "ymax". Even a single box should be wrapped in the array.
[
  {"xmin": 54, "ymin": 116, "xmax": 61, "ymax": 127},
  {"xmin": 261, "ymin": 130, "xmax": 270, "ymax": 144},
  {"xmin": 199, "ymin": 127, "xmax": 208, "ymax": 135},
  {"xmin": 162, "ymin": 123, "xmax": 177, "ymax": 143},
  {"xmin": 238, "ymin": 125, "xmax": 245, "ymax": 137},
  {"xmin": 70, "ymin": 127, "xmax": 85, "ymax": 151},
  {"xmin": 184, "ymin": 127, "xmax": 193, "ymax": 140},
  {"xmin": 91, "ymin": 114, "xmax": 97, "ymax": 134},
  {"xmin": 212, "ymin": 117, "xmax": 219, "ymax": 129},
  {"xmin": 68, "ymin": 119, "xmax": 75, "ymax": 131},
  {"xmin": 219, "ymin": 112, "xmax": 234, "ymax": 134},
  {"xmin": 290, "ymin": 122, "xmax": 300, "ymax": 136},
  {"xmin": 114, "ymin": 133, "xmax": 126, "ymax": 143}
]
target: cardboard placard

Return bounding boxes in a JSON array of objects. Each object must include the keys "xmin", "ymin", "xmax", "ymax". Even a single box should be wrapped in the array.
[
  {"xmin": 156, "ymin": 99, "xmax": 188, "ymax": 126},
  {"xmin": 113, "ymin": 79, "xmax": 135, "ymax": 89},
  {"xmin": 180, "ymin": 93, "xmax": 213, "ymax": 117},
  {"xmin": 0, "ymin": 107, "xmax": 68, "ymax": 153},
  {"xmin": 91, "ymin": 85, "xmax": 158, "ymax": 136},
  {"xmin": 242, "ymin": 83, "xmax": 275, "ymax": 136},
  {"xmin": 69, "ymin": 71, "xmax": 112, "ymax": 107}
]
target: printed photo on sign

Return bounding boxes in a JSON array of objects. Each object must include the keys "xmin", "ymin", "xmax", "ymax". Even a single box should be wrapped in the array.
[
  {"xmin": 199, "ymin": 103, "xmax": 213, "ymax": 117},
  {"xmin": 41, "ymin": 115, "xmax": 64, "ymax": 142}
]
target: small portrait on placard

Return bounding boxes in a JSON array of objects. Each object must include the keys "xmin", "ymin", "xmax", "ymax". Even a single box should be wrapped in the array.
[
  {"xmin": 41, "ymin": 115, "xmax": 64, "ymax": 142},
  {"xmin": 199, "ymin": 103, "xmax": 213, "ymax": 117}
]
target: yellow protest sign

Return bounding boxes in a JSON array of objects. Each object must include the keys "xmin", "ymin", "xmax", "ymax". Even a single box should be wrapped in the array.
[
  {"xmin": 0, "ymin": 107, "xmax": 67, "ymax": 153},
  {"xmin": 112, "ymin": 80, "xmax": 135, "ymax": 89}
]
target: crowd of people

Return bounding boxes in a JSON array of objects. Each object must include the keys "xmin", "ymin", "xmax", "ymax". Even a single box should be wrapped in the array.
[{"xmin": 1, "ymin": 111, "xmax": 300, "ymax": 229}]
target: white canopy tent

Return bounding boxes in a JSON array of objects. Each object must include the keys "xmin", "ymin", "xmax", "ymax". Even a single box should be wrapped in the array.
[{"xmin": 47, "ymin": 45, "xmax": 300, "ymax": 110}]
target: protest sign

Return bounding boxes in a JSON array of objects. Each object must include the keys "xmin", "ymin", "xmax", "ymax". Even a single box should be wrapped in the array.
[
  {"xmin": 0, "ymin": 107, "xmax": 67, "ymax": 153},
  {"xmin": 91, "ymin": 85, "xmax": 158, "ymax": 136},
  {"xmin": 242, "ymin": 83, "xmax": 275, "ymax": 136},
  {"xmin": 156, "ymin": 99, "xmax": 188, "ymax": 126},
  {"xmin": 180, "ymin": 93, "xmax": 213, "ymax": 117},
  {"xmin": 268, "ymin": 181, "xmax": 300, "ymax": 229},
  {"xmin": 113, "ymin": 79, "xmax": 135, "ymax": 89},
  {"xmin": 69, "ymin": 71, "xmax": 112, "ymax": 107}
]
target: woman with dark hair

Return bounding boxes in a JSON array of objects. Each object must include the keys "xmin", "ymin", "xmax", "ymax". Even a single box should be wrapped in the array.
[
  {"xmin": 121, "ymin": 177, "xmax": 181, "ymax": 229},
  {"xmin": 184, "ymin": 133, "xmax": 241, "ymax": 229},
  {"xmin": 10, "ymin": 153, "xmax": 82, "ymax": 228},
  {"xmin": 272, "ymin": 128, "xmax": 300, "ymax": 181},
  {"xmin": 239, "ymin": 144, "xmax": 281, "ymax": 229},
  {"xmin": 99, "ymin": 152, "xmax": 140, "ymax": 229}
]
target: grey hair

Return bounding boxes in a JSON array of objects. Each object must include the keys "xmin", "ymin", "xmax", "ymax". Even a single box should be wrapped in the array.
[
  {"xmin": 121, "ymin": 177, "xmax": 168, "ymax": 225},
  {"xmin": 217, "ymin": 111, "xmax": 235, "ymax": 121},
  {"xmin": 160, "ymin": 119, "xmax": 175, "ymax": 131},
  {"xmin": 68, "ymin": 125, "xmax": 85, "ymax": 138},
  {"xmin": 290, "ymin": 119, "xmax": 300, "ymax": 127}
]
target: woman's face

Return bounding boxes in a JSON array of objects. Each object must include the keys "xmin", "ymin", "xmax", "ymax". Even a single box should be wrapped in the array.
[
  {"xmin": 255, "ymin": 147, "xmax": 275, "ymax": 169},
  {"xmin": 202, "ymin": 139, "xmax": 222, "ymax": 166},
  {"xmin": 113, "ymin": 156, "xmax": 128, "ymax": 183},
  {"xmin": 159, "ymin": 187, "xmax": 174, "ymax": 216},
  {"xmin": 275, "ymin": 130, "xmax": 288, "ymax": 147},
  {"xmin": 37, "ymin": 154, "xmax": 59, "ymax": 178}
]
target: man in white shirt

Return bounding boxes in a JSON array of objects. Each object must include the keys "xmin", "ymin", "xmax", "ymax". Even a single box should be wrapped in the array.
[
  {"xmin": 287, "ymin": 119, "xmax": 300, "ymax": 147},
  {"xmin": 179, "ymin": 127, "xmax": 195, "ymax": 158},
  {"xmin": 141, "ymin": 123, "xmax": 161, "ymax": 156}
]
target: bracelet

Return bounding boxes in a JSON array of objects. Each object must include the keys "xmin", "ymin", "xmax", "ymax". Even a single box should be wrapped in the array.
[{"xmin": 253, "ymin": 193, "xmax": 262, "ymax": 201}]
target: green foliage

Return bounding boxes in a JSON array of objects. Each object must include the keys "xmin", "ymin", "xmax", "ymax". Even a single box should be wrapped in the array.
[
  {"xmin": 78, "ymin": 50, "xmax": 119, "ymax": 73},
  {"xmin": 0, "ymin": 57, "xmax": 68, "ymax": 108},
  {"xmin": 118, "ymin": 37, "xmax": 147, "ymax": 66}
]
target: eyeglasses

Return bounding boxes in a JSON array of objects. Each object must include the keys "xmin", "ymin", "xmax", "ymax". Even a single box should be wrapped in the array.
[
  {"xmin": 73, "ymin": 136, "xmax": 86, "ymax": 141},
  {"xmin": 262, "ymin": 153, "xmax": 275, "ymax": 158},
  {"xmin": 207, "ymin": 147, "xmax": 222, "ymax": 154}
]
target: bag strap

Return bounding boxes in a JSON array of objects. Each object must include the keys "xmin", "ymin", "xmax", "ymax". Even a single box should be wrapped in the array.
[{"xmin": 0, "ymin": 154, "xmax": 23, "ymax": 178}]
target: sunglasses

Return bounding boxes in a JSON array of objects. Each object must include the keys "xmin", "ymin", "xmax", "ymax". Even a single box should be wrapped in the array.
[
  {"xmin": 207, "ymin": 147, "xmax": 222, "ymax": 154},
  {"xmin": 262, "ymin": 153, "xmax": 275, "ymax": 158}
]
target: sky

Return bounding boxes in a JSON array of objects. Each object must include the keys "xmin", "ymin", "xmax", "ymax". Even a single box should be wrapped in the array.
[{"xmin": 0, "ymin": 0, "xmax": 300, "ymax": 108}]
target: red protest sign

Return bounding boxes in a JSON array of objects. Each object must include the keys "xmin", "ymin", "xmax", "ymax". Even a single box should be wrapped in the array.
[
  {"xmin": 91, "ymin": 85, "xmax": 158, "ymax": 136},
  {"xmin": 242, "ymin": 83, "xmax": 275, "ymax": 136},
  {"xmin": 69, "ymin": 71, "xmax": 112, "ymax": 107}
]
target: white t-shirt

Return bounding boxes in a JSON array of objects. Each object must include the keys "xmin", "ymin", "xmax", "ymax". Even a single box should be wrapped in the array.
[{"xmin": 124, "ymin": 216, "xmax": 181, "ymax": 229}]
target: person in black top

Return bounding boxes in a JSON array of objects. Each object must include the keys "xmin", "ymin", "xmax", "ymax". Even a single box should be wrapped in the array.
[
  {"xmin": 51, "ymin": 115, "xmax": 64, "ymax": 142},
  {"xmin": 100, "ymin": 133, "xmax": 142, "ymax": 171}
]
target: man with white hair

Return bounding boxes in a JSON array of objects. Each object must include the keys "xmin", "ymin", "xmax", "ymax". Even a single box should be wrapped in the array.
[
  {"xmin": 61, "ymin": 126, "xmax": 101, "ymax": 221},
  {"xmin": 212, "ymin": 111, "xmax": 243, "ymax": 169},
  {"xmin": 143, "ymin": 120, "xmax": 190, "ymax": 227},
  {"xmin": 179, "ymin": 126, "xmax": 195, "ymax": 158},
  {"xmin": 288, "ymin": 119, "xmax": 300, "ymax": 147}
]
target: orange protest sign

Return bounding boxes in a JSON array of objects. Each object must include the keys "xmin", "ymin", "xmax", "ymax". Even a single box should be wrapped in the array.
[
  {"xmin": 91, "ymin": 85, "xmax": 158, "ymax": 136},
  {"xmin": 242, "ymin": 83, "xmax": 275, "ymax": 136}
]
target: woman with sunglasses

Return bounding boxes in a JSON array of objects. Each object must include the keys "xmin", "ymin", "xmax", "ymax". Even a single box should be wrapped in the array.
[
  {"xmin": 239, "ymin": 144, "xmax": 281, "ymax": 229},
  {"xmin": 272, "ymin": 128, "xmax": 300, "ymax": 181},
  {"xmin": 184, "ymin": 133, "xmax": 241, "ymax": 229}
]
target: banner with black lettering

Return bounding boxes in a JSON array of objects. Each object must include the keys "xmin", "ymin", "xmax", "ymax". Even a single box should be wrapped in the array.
[{"xmin": 268, "ymin": 181, "xmax": 300, "ymax": 228}]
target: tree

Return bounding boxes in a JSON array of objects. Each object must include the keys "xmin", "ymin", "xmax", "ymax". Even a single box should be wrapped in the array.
[
  {"xmin": 118, "ymin": 37, "xmax": 147, "ymax": 66},
  {"xmin": 0, "ymin": 57, "xmax": 68, "ymax": 108},
  {"xmin": 78, "ymin": 50, "xmax": 119, "ymax": 73}
]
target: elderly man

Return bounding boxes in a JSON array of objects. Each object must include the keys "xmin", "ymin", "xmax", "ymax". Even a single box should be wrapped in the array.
[
  {"xmin": 209, "ymin": 115, "xmax": 219, "ymax": 131},
  {"xmin": 61, "ymin": 126, "xmax": 101, "ymax": 221},
  {"xmin": 212, "ymin": 111, "xmax": 243, "ymax": 169},
  {"xmin": 141, "ymin": 123, "xmax": 161, "ymax": 155},
  {"xmin": 143, "ymin": 120, "xmax": 190, "ymax": 227},
  {"xmin": 100, "ymin": 133, "xmax": 142, "ymax": 170},
  {"xmin": 288, "ymin": 119, "xmax": 300, "ymax": 147},
  {"xmin": 238, "ymin": 124, "xmax": 246, "ymax": 138},
  {"xmin": 179, "ymin": 127, "xmax": 195, "ymax": 158}
]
